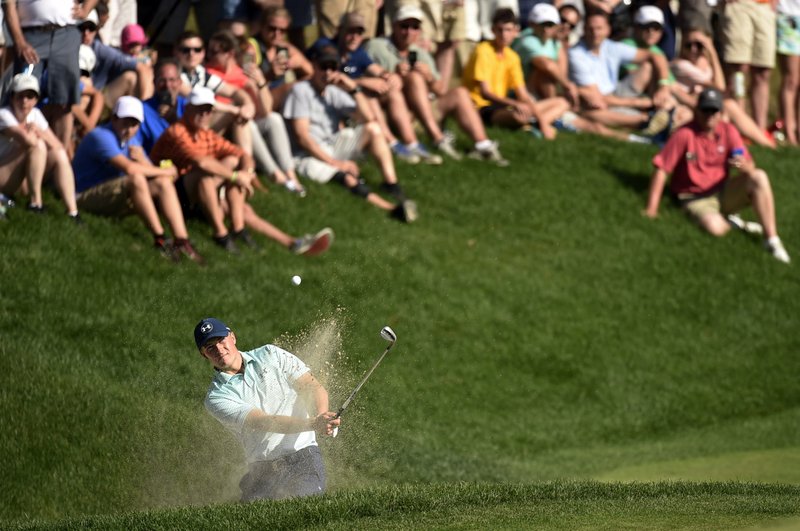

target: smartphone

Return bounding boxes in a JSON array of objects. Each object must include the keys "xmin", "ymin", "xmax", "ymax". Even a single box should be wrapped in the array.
[
  {"xmin": 276, "ymin": 46, "xmax": 289, "ymax": 61},
  {"xmin": 158, "ymin": 90, "xmax": 172, "ymax": 106},
  {"xmin": 408, "ymin": 50, "xmax": 417, "ymax": 68}
]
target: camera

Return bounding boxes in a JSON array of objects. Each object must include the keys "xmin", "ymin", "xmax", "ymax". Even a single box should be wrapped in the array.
[{"xmin": 408, "ymin": 51, "xmax": 417, "ymax": 68}]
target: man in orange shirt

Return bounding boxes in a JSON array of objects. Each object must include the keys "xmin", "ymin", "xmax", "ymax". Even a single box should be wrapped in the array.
[{"xmin": 151, "ymin": 86, "xmax": 256, "ymax": 254}]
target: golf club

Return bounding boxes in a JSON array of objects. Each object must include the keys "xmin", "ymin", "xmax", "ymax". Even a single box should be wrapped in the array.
[{"xmin": 331, "ymin": 326, "xmax": 397, "ymax": 437}]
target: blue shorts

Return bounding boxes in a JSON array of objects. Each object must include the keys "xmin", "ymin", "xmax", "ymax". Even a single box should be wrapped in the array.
[{"xmin": 239, "ymin": 445, "xmax": 327, "ymax": 501}]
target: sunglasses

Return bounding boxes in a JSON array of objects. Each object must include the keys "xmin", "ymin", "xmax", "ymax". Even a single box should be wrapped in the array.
[
  {"xmin": 684, "ymin": 41, "xmax": 703, "ymax": 51},
  {"xmin": 639, "ymin": 23, "xmax": 663, "ymax": 31},
  {"xmin": 561, "ymin": 21, "xmax": 577, "ymax": 30},
  {"xmin": 180, "ymin": 46, "xmax": 204, "ymax": 54},
  {"xmin": 79, "ymin": 23, "xmax": 98, "ymax": 32},
  {"xmin": 267, "ymin": 25, "xmax": 288, "ymax": 33},
  {"xmin": 346, "ymin": 27, "xmax": 366, "ymax": 35},
  {"xmin": 541, "ymin": 22, "xmax": 557, "ymax": 28},
  {"xmin": 698, "ymin": 107, "xmax": 720, "ymax": 115},
  {"xmin": 399, "ymin": 21, "xmax": 421, "ymax": 30},
  {"xmin": 319, "ymin": 61, "xmax": 340, "ymax": 71},
  {"xmin": 14, "ymin": 91, "xmax": 38, "ymax": 100}
]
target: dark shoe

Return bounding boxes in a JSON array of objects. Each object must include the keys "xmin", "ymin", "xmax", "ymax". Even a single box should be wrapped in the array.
[
  {"xmin": 213, "ymin": 233, "xmax": 240, "ymax": 255},
  {"xmin": 154, "ymin": 236, "xmax": 180, "ymax": 262},
  {"xmin": 380, "ymin": 182, "xmax": 407, "ymax": 202},
  {"xmin": 69, "ymin": 212, "xmax": 85, "ymax": 226},
  {"xmin": 290, "ymin": 227, "xmax": 334, "ymax": 256},
  {"xmin": 174, "ymin": 239, "xmax": 207, "ymax": 265},
  {"xmin": 233, "ymin": 228, "xmax": 260, "ymax": 250},
  {"xmin": 27, "ymin": 203, "xmax": 46, "ymax": 214},
  {"xmin": 391, "ymin": 200, "xmax": 418, "ymax": 223}
]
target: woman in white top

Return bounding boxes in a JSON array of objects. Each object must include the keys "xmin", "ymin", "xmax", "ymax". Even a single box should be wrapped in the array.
[{"xmin": 0, "ymin": 74, "xmax": 80, "ymax": 220}]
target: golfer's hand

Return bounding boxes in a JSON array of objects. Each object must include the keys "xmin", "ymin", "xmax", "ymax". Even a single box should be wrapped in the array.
[{"xmin": 313, "ymin": 412, "xmax": 340, "ymax": 437}]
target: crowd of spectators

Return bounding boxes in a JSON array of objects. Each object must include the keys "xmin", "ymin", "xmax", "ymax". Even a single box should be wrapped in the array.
[{"xmin": 0, "ymin": 0, "xmax": 792, "ymax": 263}]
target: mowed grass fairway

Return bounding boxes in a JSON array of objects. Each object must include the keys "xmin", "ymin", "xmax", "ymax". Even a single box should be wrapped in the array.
[{"xmin": 2, "ymin": 131, "xmax": 799, "ymax": 529}]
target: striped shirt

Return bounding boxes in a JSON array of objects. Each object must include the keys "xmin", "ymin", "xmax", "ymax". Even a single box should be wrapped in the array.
[{"xmin": 150, "ymin": 120, "xmax": 244, "ymax": 175}]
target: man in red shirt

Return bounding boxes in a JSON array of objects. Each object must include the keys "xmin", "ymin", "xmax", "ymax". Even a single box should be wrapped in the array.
[{"xmin": 644, "ymin": 88, "xmax": 790, "ymax": 264}]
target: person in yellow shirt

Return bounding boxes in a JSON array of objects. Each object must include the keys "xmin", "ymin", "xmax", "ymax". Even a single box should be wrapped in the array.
[{"xmin": 461, "ymin": 8, "xmax": 569, "ymax": 139}]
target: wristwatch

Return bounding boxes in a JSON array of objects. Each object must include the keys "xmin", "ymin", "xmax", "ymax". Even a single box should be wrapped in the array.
[{"xmin": 348, "ymin": 86, "xmax": 362, "ymax": 95}]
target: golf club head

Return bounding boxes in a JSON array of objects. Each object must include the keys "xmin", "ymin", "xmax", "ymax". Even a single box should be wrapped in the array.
[{"xmin": 380, "ymin": 326, "xmax": 397, "ymax": 344}]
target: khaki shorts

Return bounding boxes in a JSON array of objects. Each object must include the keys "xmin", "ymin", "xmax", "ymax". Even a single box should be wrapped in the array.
[
  {"xmin": 678, "ymin": 173, "xmax": 751, "ymax": 220},
  {"xmin": 76, "ymin": 176, "xmax": 133, "ymax": 216},
  {"xmin": 722, "ymin": 0, "xmax": 776, "ymax": 67},
  {"xmin": 396, "ymin": 0, "xmax": 466, "ymax": 43},
  {"xmin": 295, "ymin": 126, "xmax": 364, "ymax": 183}
]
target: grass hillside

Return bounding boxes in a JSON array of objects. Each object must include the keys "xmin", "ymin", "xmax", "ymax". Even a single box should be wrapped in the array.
[{"xmin": 1, "ymin": 130, "xmax": 798, "ymax": 528}]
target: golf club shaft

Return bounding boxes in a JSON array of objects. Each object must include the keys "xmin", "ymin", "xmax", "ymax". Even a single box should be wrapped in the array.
[{"xmin": 332, "ymin": 334, "xmax": 396, "ymax": 437}]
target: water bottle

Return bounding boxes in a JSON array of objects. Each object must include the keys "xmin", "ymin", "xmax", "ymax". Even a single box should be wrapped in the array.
[{"xmin": 733, "ymin": 72, "xmax": 746, "ymax": 99}]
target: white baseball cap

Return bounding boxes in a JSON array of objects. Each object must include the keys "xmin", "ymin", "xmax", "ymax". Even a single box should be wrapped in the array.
[
  {"xmin": 394, "ymin": 5, "xmax": 424, "ymax": 22},
  {"xmin": 80, "ymin": 9, "xmax": 99, "ymax": 26},
  {"xmin": 189, "ymin": 86, "xmax": 216, "ymax": 107},
  {"xmin": 529, "ymin": 3, "xmax": 561, "ymax": 25},
  {"xmin": 634, "ymin": 5, "xmax": 664, "ymax": 26},
  {"xmin": 10, "ymin": 73, "xmax": 40, "ymax": 95},
  {"xmin": 113, "ymin": 96, "xmax": 144, "ymax": 122}
]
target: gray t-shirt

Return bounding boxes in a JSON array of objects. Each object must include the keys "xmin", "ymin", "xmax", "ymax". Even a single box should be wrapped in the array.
[{"xmin": 283, "ymin": 80, "xmax": 357, "ymax": 152}]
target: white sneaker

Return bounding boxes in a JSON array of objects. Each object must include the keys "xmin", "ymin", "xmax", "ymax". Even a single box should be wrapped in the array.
[
  {"xmin": 727, "ymin": 214, "xmax": 763, "ymax": 235},
  {"xmin": 765, "ymin": 237, "xmax": 791, "ymax": 264},
  {"xmin": 435, "ymin": 132, "xmax": 462, "ymax": 160},
  {"xmin": 467, "ymin": 140, "xmax": 510, "ymax": 167}
]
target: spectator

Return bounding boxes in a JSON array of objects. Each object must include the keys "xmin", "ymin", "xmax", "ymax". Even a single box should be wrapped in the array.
[
  {"xmin": 557, "ymin": 2, "xmax": 584, "ymax": 48},
  {"xmin": 0, "ymin": 74, "xmax": 80, "ymax": 222},
  {"xmin": 71, "ymin": 44, "xmax": 106, "ymax": 156},
  {"xmin": 254, "ymin": 7, "xmax": 313, "ymax": 111},
  {"xmin": 308, "ymin": 12, "xmax": 443, "ymax": 165},
  {"xmin": 405, "ymin": 0, "xmax": 467, "ymax": 91},
  {"xmin": 99, "ymin": 0, "xmax": 138, "ymax": 48},
  {"xmin": 670, "ymin": 28, "xmax": 776, "ymax": 148},
  {"xmin": 720, "ymin": 0, "xmax": 776, "ymax": 130},
  {"xmin": 80, "ymin": 10, "xmax": 155, "ymax": 105},
  {"xmin": 283, "ymin": 47, "xmax": 419, "ymax": 223},
  {"xmin": 644, "ymin": 87, "xmax": 790, "ymax": 264},
  {"xmin": 205, "ymin": 30, "xmax": 306, "ymax": 195},
  {"xmin": 568, "ymin": 11, "xmax": 673, "ymax": 139},
  {"xmin": 139, "ymin": 64, "xmax": 333, "ymax": 257},
  {"xmin": 120, "ymin": 23, "xmax": 156, "ymax": 65},
  {"xmin": 462, "ymin": 7, "xmax": 566, "ymax": 143},
  {"xmin": 3, "ymin": 0, "xmax": 98, "ymax": 153},
  {"xmin": 364, "ymin": 5, "xmax": 508, "ymax": 164},
  {"xmin": 776, "ymin": 0, "xmax": 800, "ymax": 144},
  {"xmin": 316, "ymin": 0, "xmax": 380, "ymax": 39},
  {"xmin": 193, "ymin": 317, "xmax": 340, "ymax": 502},
  {"xmin": 150, "ymin": 86, "xmax": 258, "ymax": 254},
  {"xmin": 175, "ymin": 31, "xmax": 256, "ymax": 166},
  {"xmin": 512, "ymin": 4, "xmax": 580, "ymax": 103},
  {"xmin": 73, "ymin": 96, "xmax": 204, "ymax": 262}
]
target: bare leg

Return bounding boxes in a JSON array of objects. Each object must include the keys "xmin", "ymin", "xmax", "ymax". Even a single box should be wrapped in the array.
[
  {"xmin": 750, "ymin": 66, "xmax": 772, "ymax": 130},
  {"xmin": 383, "ymin": 85, "xmax": 418, "ymax": 145},
  {"xmin": 26, "ymin": 139, "xmax": 47, "ymax": 206},
  {"xmin": 436, "ymin": 86, "xmax": 488, "ymax": 143},
  {"xmin": 342, "ymin": 172, "xmax": 396, "ymax": 211},
  {"xmin": 403, "ymin": 71, "xmax": 445, "ymax": 143},
  {"xmin": 0, "ymin": 146, "xmax": 29, "ymax": 197},
  {"xmin": 697, "ymin": 212, "xmax": 732, "ymax": 237},
  {"xmin": 744, "ymin": 169, "xmax": 778, "ymax": 238},
  {"xmin": 103, "ymin": 71, "xmax": 138, "ymax": 108},
  {"xmin": 723, "ymin": 99, "xmax": 775, "ymax": 148},
  {"xmin": 128, "ymin": 172, "xmax": 166, "ymax": 235},
  {"xmin": 778, "ymin": 54, "xmax": 800, "ymax": 144},
  {"xmin": 44, "ymin": 105, "xmax": 73, "ymax": 158},
  {"xmin": 149, "ymin": 175, "xmax": 189, "ymax": 239},
  {"xmin": 361, "ymin": 122, "xmax": 398, "ymax": 184},
  {"xmin": 368, "ymin": 96, "xmax": 399, "ymax": 145},
  {"xmin": 46, "ymin": 146, "xmax": 78, "ymax": 214},
  {"xmin": 435, "ymin": 40, "xmax": 459, "ymax": 91},
  {"xmin": 241, "ymin": 202, "xmax": 294, "ymax": 247}
]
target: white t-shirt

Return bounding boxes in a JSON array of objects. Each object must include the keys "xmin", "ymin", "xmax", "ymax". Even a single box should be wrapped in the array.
[
  {"xmin": 0, "ymin": 106, "xmax": 48, "ymax": 156},
  {"xmin": 17, "ymin": 0, "xmax": 76, "ymax": 27},
  {"xmin": 778, "ymin": 0, "xmax": 800, "ymax": 16}
]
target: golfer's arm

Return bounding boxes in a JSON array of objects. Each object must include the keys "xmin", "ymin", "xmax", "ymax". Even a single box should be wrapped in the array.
[
  {"xmin": 244, "ymin": 408, "xmax": 314, "ymax": 434},
  {"xmin": 295, "ymin": 372, "xmax": 330, "ymax": 416}
]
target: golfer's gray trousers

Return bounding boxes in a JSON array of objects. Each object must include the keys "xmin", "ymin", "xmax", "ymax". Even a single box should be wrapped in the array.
[{"xmin": 239, "ymin": 445, "xmax": 326, "ymax": 501}]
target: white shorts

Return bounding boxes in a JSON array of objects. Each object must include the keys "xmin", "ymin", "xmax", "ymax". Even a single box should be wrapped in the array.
[{"xmin": 295, "ymin": 126, "xmax": 364, "ymax": 183}]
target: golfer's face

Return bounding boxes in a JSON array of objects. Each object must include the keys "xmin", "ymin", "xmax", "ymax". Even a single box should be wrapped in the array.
[{"xmin": 201, "ymin": 333, "xmax": 240, "ymax": 373}]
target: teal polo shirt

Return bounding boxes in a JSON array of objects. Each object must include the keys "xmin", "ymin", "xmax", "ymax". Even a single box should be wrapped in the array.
[{"xmin": 204, "ymin": 344, "xmax": 316, "ymax": 463}]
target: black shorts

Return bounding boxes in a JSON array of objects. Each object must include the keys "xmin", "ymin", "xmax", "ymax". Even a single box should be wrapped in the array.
[{"xmin": 478, "ymin": 104, "xmax": 507, "ymax": 126}]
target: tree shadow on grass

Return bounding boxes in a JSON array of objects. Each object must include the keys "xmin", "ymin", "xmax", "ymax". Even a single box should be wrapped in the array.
[{"xmin": 603, "ymin": 164, "xmax": 651, "ymax": 198}]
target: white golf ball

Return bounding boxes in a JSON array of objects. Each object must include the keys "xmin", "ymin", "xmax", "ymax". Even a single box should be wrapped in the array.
[{"xmin": 291, "ymin": 275, "xmax": 302, "ymax": 286}]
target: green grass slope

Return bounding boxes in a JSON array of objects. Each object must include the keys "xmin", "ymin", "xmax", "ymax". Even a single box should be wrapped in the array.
[{"xmin": 1, "ymin": 131, "xmax": 798, "ymax": 527}]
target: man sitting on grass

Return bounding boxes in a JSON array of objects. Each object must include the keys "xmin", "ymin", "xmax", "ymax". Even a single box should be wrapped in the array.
[
  {"xmin": 283, "ymin": 46, "xmax": 418, "ymax": 223},
  {"xmin": 73, "ymin": 96, "xmax": 205, "ymax": 263},
  {"xmin": 643, "ymin": 88, "xmax": 790, "ymax": 264}
]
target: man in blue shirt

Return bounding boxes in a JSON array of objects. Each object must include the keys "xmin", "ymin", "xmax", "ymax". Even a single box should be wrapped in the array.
[
  {"xmin": 194, "ymin": 317, "xmax": 340, "ymax": 501},
  {"xmin": 73, "ymin": 96, "xmax": 204, "ymax": 263}
]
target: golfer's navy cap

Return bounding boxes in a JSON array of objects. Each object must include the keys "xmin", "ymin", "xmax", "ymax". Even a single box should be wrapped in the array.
[{"xmin": 194, "ymin": 317, "xmax": 230, "ymax": 349}]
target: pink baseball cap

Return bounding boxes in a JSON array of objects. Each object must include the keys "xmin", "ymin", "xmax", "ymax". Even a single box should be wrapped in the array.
[{"xmin": 121, "ymin": 24, "xmax": 147, "ymax": 50}]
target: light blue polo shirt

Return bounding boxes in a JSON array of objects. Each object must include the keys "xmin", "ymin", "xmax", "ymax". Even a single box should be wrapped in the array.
[
  {"xmin": 204, "ymin": 344, "xmax": 316, "ymax": 464},
  {"xmin": 512, "ymin": 28, "xmax": 561, "ymax": 79},
  {"xmin": 568, "ymin": 39, "xmax": 638, "ymax": 95}
]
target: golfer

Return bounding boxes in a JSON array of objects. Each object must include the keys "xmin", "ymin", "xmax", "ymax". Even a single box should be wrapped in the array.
[{"xmin": 194, "ymin": 317, "xmax": 340, "ymax": 501}]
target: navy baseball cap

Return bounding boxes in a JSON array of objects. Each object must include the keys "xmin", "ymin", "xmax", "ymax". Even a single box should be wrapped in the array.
[
  {"xmin": 697, "ymin": 88, "xmax": 723, "ymax": 112},
  {"xmin": 194, "ymin": 317, "xmax": 231, "ymax": 349}
]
